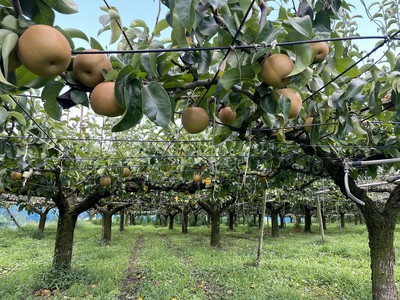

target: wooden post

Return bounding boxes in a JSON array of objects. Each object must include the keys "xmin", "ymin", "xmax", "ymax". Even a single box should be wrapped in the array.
[
  {"xmin": 256, "ymin": 189, "xmax": 267, "ymax": 268},
  {"xmin": 317, "ymin": 197, "xmax": 325, "ymax": 242}
]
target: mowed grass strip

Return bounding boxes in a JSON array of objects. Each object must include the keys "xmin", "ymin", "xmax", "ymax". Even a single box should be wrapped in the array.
[{"xmin": 1, "ymin": 222, "xmax": 400, "ymax": 299}]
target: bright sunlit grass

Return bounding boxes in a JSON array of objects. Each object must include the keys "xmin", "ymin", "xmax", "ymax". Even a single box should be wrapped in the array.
[{"xmin": 0, "ymin": 221, "xmax": 399, "ymax": 299}]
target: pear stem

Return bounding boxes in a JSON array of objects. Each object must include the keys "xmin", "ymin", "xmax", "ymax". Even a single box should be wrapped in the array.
[{"xmin": 12, "ymin": 0, "xmax": 22, "ymax": 18}]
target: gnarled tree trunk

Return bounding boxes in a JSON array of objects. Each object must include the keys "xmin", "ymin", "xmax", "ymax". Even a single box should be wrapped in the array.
[{"xmin": 53, "ymin": 210, "xmax": 78, "ymax": 270}]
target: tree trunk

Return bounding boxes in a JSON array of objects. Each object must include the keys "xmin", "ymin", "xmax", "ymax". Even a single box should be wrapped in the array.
[
  {"xmin": 340, "ymin": 212, "xmax": 345, "ymax": 228},
  {"xmin": 279, "ymin": 211, "xmax": 285, "ymax": 228},
  {"xmin": 271, "ymin": 210, "xmax": 279, "ymax": 238},
  {"xmin": 53, "ymin": 211, "xmax": 78, "ymax": 270},
  {"xmin": 295, "ymin": 215, "xmax": 301, "ymax": 228},
  {"xmin": 210, "ymin": 210, "xmax": 221, "ymax": 247},
  {"xmin": 168, "ymin": 213, "xmax": 175, "ymax": 230},
  {"xmin": 367, "ymin": 219, "xmax": 398, "ymax": 300},
  {"xmin": 304, "ymin": 204, "xmax": 312, "ymax": 233},
  {"xmin": 101, "ymin": 211, "xmax": 113, "ymax": 243},
  {"xmin": 228, "ymin": 210, "xmax": 235, "ymax": 231},
  {"xmin": 130, "ymin": 213, "xmax": 135, "ymax": 225},
  {"xmin": 38, "ymin": 212, "xmax": 47, "ymax": 232},
  {"xmin": 193, "ymin": 214, "xmax": 198, "ymax": 226},
  {"xmin": 119, "ymin": 209, "xmax": 125, "ymax": 232},
  {"xmin": 182, "ymin": 206, "xmax": 189, "ymax": 234}
]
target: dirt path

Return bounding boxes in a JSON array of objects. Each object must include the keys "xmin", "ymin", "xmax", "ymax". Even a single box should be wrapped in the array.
[
  {"xmin": 160, "ymin": 233, "xmax": 227, "ymax": 300},
  {"xmin": 119, "ymin": 234, "xmax": 145, "ymax": 300}
]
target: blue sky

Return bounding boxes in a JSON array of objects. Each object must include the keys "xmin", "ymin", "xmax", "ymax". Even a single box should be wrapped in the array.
[
  {"xmin": 54, "ymin": 1, "xmax": 386, "ymax": 58},
  {"xmin": 55, "ymin": 1, "xmax": 168, "ymax": 48}
]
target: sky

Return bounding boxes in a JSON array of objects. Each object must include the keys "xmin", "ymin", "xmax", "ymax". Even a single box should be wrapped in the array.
[
  {"xmin": 54, "ymin": 0, "xmax": 385, "ymax": 53},
  {"xmin": 55, "ymin": 0, "xmax": 168, "ymax": 49}
]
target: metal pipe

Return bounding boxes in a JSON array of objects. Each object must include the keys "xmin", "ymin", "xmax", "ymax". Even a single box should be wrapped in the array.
[
  {"xmin": 348, "ymin": 157, "xmax": 400, "ymax": 167},
  {"xmin": 344, "ymin": 168, "xmax": 366, "ymax": 206}
]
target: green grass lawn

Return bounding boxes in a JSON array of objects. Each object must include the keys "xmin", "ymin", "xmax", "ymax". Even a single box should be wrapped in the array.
[{"xmin": 0, "ymin": 221, "xmax": 398, "ymax": 299}]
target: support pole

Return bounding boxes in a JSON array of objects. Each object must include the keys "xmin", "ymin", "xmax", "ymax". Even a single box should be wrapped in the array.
[
  {"xmin": 317, "ymin": 196, "xmax": 325, "ymax": 243},
  {"xmin": 256, "ymin": 189, "xmax": 267, "ymax": 268}
]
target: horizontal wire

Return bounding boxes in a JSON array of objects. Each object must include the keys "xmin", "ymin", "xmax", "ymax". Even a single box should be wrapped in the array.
[
  {"xmin": 2, "ymin": 135, "xmax": 211, "ymax": 143},
  {"xmin": 70, "ymin": 36, "xmax": 394, "ymax": 55}
]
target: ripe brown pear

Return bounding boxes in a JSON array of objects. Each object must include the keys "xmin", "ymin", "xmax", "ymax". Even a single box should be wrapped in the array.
[
  {"xmin": 274, "ymin": 88, "xmax": 302, "ymax": 118},
  {"xmin": 122, "ymin": 167, "xmax": 131, "ymax": 177},
  {"xmin": 182, "ymin": 107, "xmax": 209, "ymax": 134},
  {"xmin": 310, "ymin": 42, "xmax": 329, "ymax": 63},
  {"xmin": 89, "ymin": 81, "xmax": 124, "ymax": 117},
  {"xmin": 193, "ymin": 174, "xmax": 202, "ymax": 182},
  {"xmin": 218, "ymin": 106, "xmax": 236, "ymax": 125},
  {"xmin": 17, "ymin": 25, "xmax": 71, "ymax": 77},
  {"xmin": 10, "ymin": 171, "xmax": 22, "ymax": 180},
  {"xmin": 73, "ymin": 49, "xmax": 112, "ymax": 88},
  {"xmin": 100, "ymin": 176, "xmax": 111, "ymax": 186},
  {"xmin": 260, "ymin": 54, "xmax": 294, "ymax": 88}
]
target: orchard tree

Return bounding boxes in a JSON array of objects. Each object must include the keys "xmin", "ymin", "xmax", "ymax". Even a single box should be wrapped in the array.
[{"xmin": 1, "ymin": 0, "xmax": 400, "ymax": 298}]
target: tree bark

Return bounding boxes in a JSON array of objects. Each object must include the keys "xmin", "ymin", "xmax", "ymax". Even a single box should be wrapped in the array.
[
  {"xmin": 130, "ymin": 213, "xmax": 135, "ymax": 225},
  {"xmin": 53, "ymin": 211, "xmax": 78, "ymax": 270},
  {"xmin": 119, "ymin": 209, "xmax": 125, "ymax": 232},
  {"xmin": 270, "ymin": 210, "xmax": 279, "ymax": 237},
  {"xmin": 210, "ymin": 210, "xmax": 221, "ymax": 247},
  {"xmin": 102, "ymin": 210, "xmax": 113, "ymax": 243},
  {"xmin": 279, "ymin": 211, "xmax": 285, "ymax": 228},
  {"xmin": 340, "ymin": 212, "xmax": 345, "ymax": 228},
  {"xmin": 304, "ymin": 204, "xmax": 312, "ymax": 233},
  {"xmin": 168, "ymin": 212, "xmax": 175, "ymax": 230},
  {"xmin": 181, "ymin": 205, "xmax": 189, "ymax": 234},
  {"xmin": 368, "ymin": 220, "xmax": 398, "ymax": 300}
]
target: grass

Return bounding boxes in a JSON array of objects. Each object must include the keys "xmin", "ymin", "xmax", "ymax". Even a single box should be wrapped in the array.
[{"xmin": 0, "ymin": 221, "xmax": 399, "ymax": 299}]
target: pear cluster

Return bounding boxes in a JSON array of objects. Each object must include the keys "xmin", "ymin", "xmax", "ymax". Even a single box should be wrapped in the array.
[
  {"xmin": 260, "ymin": 41, "xmax": 330, "ymax": 121},
  {"xmin": 15, "ymin": 24, "xmax": 124, "ymax": 118}
]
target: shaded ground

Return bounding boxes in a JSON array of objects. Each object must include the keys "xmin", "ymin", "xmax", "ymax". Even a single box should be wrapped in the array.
[{"xmin": 119, "ymin": 234, "xmax": 145, "ymax": 300}]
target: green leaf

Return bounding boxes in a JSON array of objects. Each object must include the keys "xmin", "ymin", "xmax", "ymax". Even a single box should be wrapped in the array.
[
  {"xmin": 207, "ymin": 0, "xmax": 228, "ymax": 9},
  {"xmin": 25, "ymin": 0, "xmax": 55, "ymax": 26},
  {"xmin": 288, "ymin": 16, "xmax": 312, "ymax": 38},
  {"xmin": 0, "ymin": 107, "xmax": 7, "ymax": 125},
  {"xmin": 142, "ymin": 82, "xmax": 171, "ymax": 129},
  {"xmin": 44, "ymin": 97, "xmax": 63, "ymax": 120},
  {"xmin": 70, "ymin": 90, "xmax": 88, "ymax": 105},
  {"xmin": 42, "ymin": 81, "xmax": 64, "ymax": 120},
  {"xmin": 278, "ymin": 94, "xmax": 291, "ymax": 124},
  {"xmin": 341, "ymin": 78, "xmax": 365, "ymax": 101},
  {"xmin": 219, "ymin": 66, "xmax": 255, "ymax": 90},
  {"xmin": 288, "ymin": 43, "xmax": 313, "ymax": 76},
  {"xmin": 314, "ymin": 10, "xmax": 331, "ymax": 32},
  {"xmin": 171, "ymin": 12, "xmax": 187, "ymax": 48},
  {"xmin": 63, "ymin": 28, "xmax": 88, "ymax": 41},
  {"xmin": 44, "ymin": 0, "xmax": 78, "ymax": 14},
  {"xmin": 113, "ymin": 66, "xmax": 143, "ymax": 132},
  {"xmin": 153, "ymin": 19, "xmax": 169, "ymax": 36},
  {"xmin": 334, "ymin": 57, "xmax": 360, "ymax": 78},
  {"xmin": 260, "ymin": 93, "xmax": 278, "ymax": 114},
  {"xmin": 213, "ymin": 125, "xmax": 232, "ymax": 146},
  {"xmin": 255, "ymin": 20, "xmax": 285, "ymax": 44},
  {"xmin": 109, "ymin": 13, "xmax": 122, "ymax": 44},
  {"xmin": 8, "ymin": 111, "xmax": 26, "ymax": 126},
  {"xmin": 176, "ymin": 0, "xmax": 194, "ymax": 31},
  {"xmin": 90, "ymin": 37, "xmax": 104, "ymax": 50},
  {"xmin": 15, "ymin": 65, "xmax": 48, "ymax": 89},
  {"xmin": 1, "ymin": 31, "xmax": 18, "ymax": 75}
]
